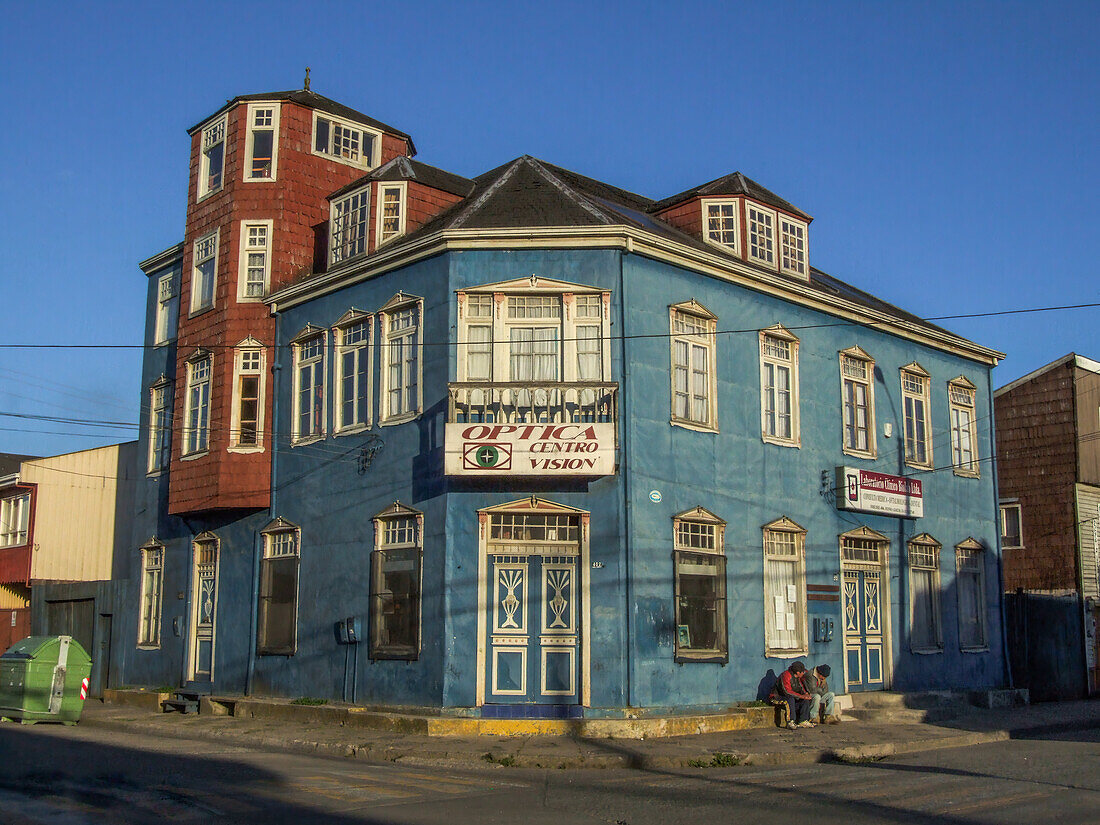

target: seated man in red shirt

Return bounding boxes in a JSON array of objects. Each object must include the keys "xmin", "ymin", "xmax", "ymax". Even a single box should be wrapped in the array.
[{"xmin": 776, "ymin": 661, "xmax": 815, "ymax": 729}]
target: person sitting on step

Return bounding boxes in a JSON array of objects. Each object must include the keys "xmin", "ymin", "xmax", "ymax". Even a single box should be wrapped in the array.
[
  {"xmin": 802, "ymin": 664, "xmax": 840, "ymax": 724},
  {"xmin": 776, "ymin": 661, "xmax": 815, "ymax": 729}
]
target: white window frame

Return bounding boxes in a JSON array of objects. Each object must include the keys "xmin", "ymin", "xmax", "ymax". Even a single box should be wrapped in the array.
[
  {"xmin": 238, "ymin": 220, "xmax": 273, "ymax": 301},
  {"xmin": 329, "ymin": 186, "xmax": 370, "ymax": 265},
  {"xmin": 746, "ymin": 202, "xmax": 778, "ymax": 269},
  {"xmin": 243, "ymin": 102, "xmax": 280, "ymax": 182},
  {"xmin": 229, "ymin": 339, "xmax": 266, "ymax": 452},
  {"xmin": 154, "ymin": 273, "xmax": 177, "ymax": 345},
  {"xmin": 257, "ymin": 519, "xmax": 301, "ymax": 656},
  {"xmin": 779, "ymin": 216, "xmax": 808, "ymax": 279},
  {"xmin": 376, "ymin": 181, "xmax": 407, "ymax": 246},
  {"xmin": 701, "ymin": 198, "xmax": 740, "ymax": 254},
  {"xmin": 312, "ymin": 111, "xmax": 382, "ymax": 170},
  {"xmin": 908, "ymin": 534, "xmax": 943, "ymax": 654},
  {"xmin": 379, "ymin": 294, "xmax": 423, "ymax": 426},
  {"xmin": 198, "ymin": 115, "xmax": 226, "ymax": 200},
  {"xmin": 190, "ymin": 229, "xmax": 219, "ymax": 314},
  {"xmin": 760, "ymin": 325, "xmax": 800, "ymax": 447},
  {"xmin": 371, "ymin": 502, "xmax": 424, "ymax": 661},
  {"xmin": 669, "ymin": 300, "xmax": 718, "ymax": 432},
  {"xmin": 672, "ymin": 507, "xmax": 728, "ymax": 663},
  {"xmin": 956, "ymin": 538, "xmax": 988, "ymax": 651},
  {"xmin": 0, "ymin": 492, "xmax": 31, "ymax": 548},
  {"xmin": 840, "ymin": 346, "xmax": 876, "ymax": 459},
  {"xmin": 183, "ymin": 352, "xmax": 212, "ymax": 457},
  {"xmin": 949, "ymin": 377, "xmax": 980, "ymax": 477},
  {"xmin": 763, "ymin": 516, "xmax": 808, "ymax": 657},
  {"xmin": 999, "ymin": 503, "xmax": 1023, "ymax": 549},
  {"xmin": 137, "ymin": 542, "xmax": 164, "ymax": 648},
  {"xmin": 901, "ymin": 363, "xmax": 932, "ymax": 468},
  {"xmin": 334, "ymin": 311, "xmax": 373, "ymax": 434},
  {"xmin": 147, "ymin": 379, "xmax": 172, "ymax": 474},
  {"xmin": 291, "ymin": 328, "xmax": 326, "ymax": 444}
]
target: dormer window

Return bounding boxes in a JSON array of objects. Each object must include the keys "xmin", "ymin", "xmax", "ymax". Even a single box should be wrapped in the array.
[
  {"xmin": 329, "ymin": 187, "xmax": 369, "ymax": 265},
  {"xmin": 244, "ymin": 103, "xmax": 279, "ymax": 181},
  {"xmin": 702, "ymin": 199, "xmax": 740, "ymax": 254},
  {"xmin": 746, "ymin": 204, "xmax": 777, "ymax": 268},
  {"xmin": 198, "ymin": 116, "xmax": 226, "ymax": 199},
  {"xmin": 376, "ymin": 182, "xmax": 407, "ymax": 246},
  {"xmin": 779, "ymin": 217, "xmax": 808, "ymax": 278},
  {"xmin": 314, "ymin": 113, "xmax": 380, "ymax": 170}
]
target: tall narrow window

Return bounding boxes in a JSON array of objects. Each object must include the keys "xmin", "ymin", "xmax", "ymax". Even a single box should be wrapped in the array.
[
  {"xmin": 760, "ymin": 326, "xmax": 799, "ymax": 446},
  {"xmin": 464, "ymin": 294, "xmax": 494, "ymax": 382},
  {"xmin": 371, "ymin": 503, "xmax": 423, "ymax": 660},
  {"xmin": 293, "ymin": 332, "xmax": 325, "ymax": 442},
  {"xmin": 314, "ymin": 114, "xmax": 379, "ymax": 169},
  {"xmin": 376, "ymin": 182, "xmax": 406, "ymax": 245},
  {"xmin": 138, "ymin": 544, "xmax": 164, "ymax": 647},
  {"xmin": 508, "ymin": 296, "xmax": 561, "ymax": 382},
  {"xmin": 244, "ymin": 103, "xmax": 279, "ymax": 180},
  {"xmin": 702, "ymin": 199, "xmax": 739, "ymax": 253},
  {"xmin": 258, "ymin": 521, "xmax": 300, "ymax": 655},
  {"xmin": 0, "ymin": 493, "xmax": 30, "ymax": 548},
  {"xmin": 335, "ymin": 315, "xmax": 371, "ymax": 432},
  {"xmin": 999, "ymin": 503, "xmax": 1023, "ymax": 548},
  {"xmin": 949, "ymin": 378, "xmax": 979, "ymax": 476},
  {"xmin": 956, "ymin": 539, "xmax": 987, "ymax": 650},
  {"xmin": 779, "ymin": 217, "xmax": 808, "ymax": 278},
  {"xmin": 191, "ymin": 230, "xmax": 219, "ymax": 313},
  {"xmin": 670, "ymin": 302, "xmax": 717, "ymax": 431},
  {"xmin": 747, "ymin": 204, "xmax": 777, "ymax": 268},
  {"xmin": 148, "ymin": 381, "xmax": 172, "ymax": 473},
  {"xmin": 232, "ymin": 345, "xmax": 264, "ymax": 449},
  {"xmin": 154, "ymin": 273, "xmax": 178, "ymax": 345},
  {"xmin": 198, "ymin": 116, "xmax": 226, "ymax": 199},
  {"xmin": 329, "ymin": 187, "xmax": 369, "ymax": 264},
  {"xmin": 763, "ymin": 517, "xmax": 807, "ymax": 656},
  {"xmin": 908, "ymin": 534, "xmax": 943, "ymax": 653},
  {"xmin": 576, "ymin": 295, "xmax": 602, "ymax": 382},
  {"xmin": 840, "ymin": 348, "xmax": 875, "ymax": 458},
  {"xmin": 239, "ymin": 221, "xmax": 272, "ymax": 300},
  {"xmin": 184, "ymin": 354, "xmax": 212, "ymax": 455},
  {"xmin": 673, "ymin": 507, "xmax": 728, "ymax": 662},
  {"xmin": 380, "ymin": 297, "xmax": 422, "ymax": 424},
  {"xmin": 901, "ymin": 365, "xmax": 932, "ymax": 467}
]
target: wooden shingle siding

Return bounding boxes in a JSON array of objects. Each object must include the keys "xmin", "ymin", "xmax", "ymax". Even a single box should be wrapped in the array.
[{"xmin": 996, "ymin": 361, "xmax": 1079, "ymax": 592}]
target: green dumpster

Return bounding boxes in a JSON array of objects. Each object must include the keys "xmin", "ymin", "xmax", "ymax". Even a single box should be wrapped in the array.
[{"xmin": 0, "ymin": 636, "xmax": 93, "ymax": 724}]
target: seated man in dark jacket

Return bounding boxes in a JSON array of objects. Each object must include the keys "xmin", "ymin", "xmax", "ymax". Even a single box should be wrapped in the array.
[
  {"xmin": 775, "ymin": 661, "xmax": 815, "ymax": 728},
  {"xmin": 802, "ymin": 664, "xmax": 839, "ymax": 724}
]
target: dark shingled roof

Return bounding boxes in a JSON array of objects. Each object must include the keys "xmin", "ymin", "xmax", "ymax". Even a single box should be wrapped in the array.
[
  {"xmin": 329, "ymin": 157, "xmax": 475, "ymax": 201},
  {"xmin": 189, "ymin": 89, "xmax": 415, "ymax": 154},
  {"xmin": 651, "ymin": 171, "xmax": 811, "ymax": 221},
  {"xmin": 0, "ymin": 453, "xmax": 37, "ymax": 477},
  {"xmin": 363, "ymin": 155, "xmax": 959, "ymax": 342}
]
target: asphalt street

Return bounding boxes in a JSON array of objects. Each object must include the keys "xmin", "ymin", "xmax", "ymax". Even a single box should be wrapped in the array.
[{"xmin": 0, "ymin": 721, "xmax": 1097, "ymax": 823}]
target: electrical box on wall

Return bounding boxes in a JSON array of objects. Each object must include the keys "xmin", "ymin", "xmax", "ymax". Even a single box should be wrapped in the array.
[
  {"xmin": 335, "ymin": 616, "xmax": 362, "ymax": 644},
  {"xmin": 812, "ymin": 617, "xmax": 835, "ymax": 643}
]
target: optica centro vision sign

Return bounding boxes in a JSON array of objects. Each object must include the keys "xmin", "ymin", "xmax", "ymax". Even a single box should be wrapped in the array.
[
  {"xmin": 835, "ymin": 466, "xmax": 924, "ymax": 518},
  {"xmin": 445, "ymin": 423, "xmax": 616, "ymax": 476}
]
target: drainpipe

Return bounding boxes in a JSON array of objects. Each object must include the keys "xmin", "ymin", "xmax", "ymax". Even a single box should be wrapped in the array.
[
  {"xmin": 987, "ymin": 367, "xmax": 1013, "ymax": 689},
  {"xmin": 617, "ymin": 246, "xmax": 634, "ymax": 708},
  {"xmin": 247, "ymin": 307, "xmax": 282, "ymax": 696}
]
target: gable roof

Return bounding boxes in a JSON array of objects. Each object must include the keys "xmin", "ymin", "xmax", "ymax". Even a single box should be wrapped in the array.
[
  {"xmin": 330, "ymin": 156, "xmax": 475, "ymax": 201},
  {"xmin": 651, "ymin": 171, "xmax": 812, "ymax": 221},
  {"xmin": 994, "ymin": 353, "xmax": 1100, "ymax": 398},
  {"xmin": 189, "ymin": 89, "xmax": 415, "ymax": 154}
]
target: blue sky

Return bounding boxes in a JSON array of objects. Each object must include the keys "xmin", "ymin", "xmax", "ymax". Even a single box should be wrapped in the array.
[{"xmin": 0, "ymin": 1, "xmax": 1097, "ymax": 457}]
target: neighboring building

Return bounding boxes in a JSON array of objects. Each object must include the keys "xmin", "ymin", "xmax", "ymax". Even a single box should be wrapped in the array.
[
  {"xmin": 0, "ymin": 444, "xmax": 137, "ymax": 695},
  {"xmin": 995, "ymin": 354, "xmax": 1100, "ymax": 698},
  {"xmin": 121, "ymin": 85, "xmax": 1008, "ymax": 715}
]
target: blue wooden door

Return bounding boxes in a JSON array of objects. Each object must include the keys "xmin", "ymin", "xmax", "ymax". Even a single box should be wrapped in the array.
[
  {"xmin": 485, "ymin": 551, "xmax": 580, "ymax": 708},
  {"xmin": 843, "ymin": 568, "xmax": 885, "ymax": 692}
]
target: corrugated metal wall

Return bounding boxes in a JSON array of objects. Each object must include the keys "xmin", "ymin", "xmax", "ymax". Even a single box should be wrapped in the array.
[{"xmin": 20, "ymin": 443, "xmax": 137, "ymax": 582}]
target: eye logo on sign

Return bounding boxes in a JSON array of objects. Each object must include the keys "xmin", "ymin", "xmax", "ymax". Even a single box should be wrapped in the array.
[{"xmin": 463, "ymin": 442, "xmax": 512, "ymax": 470}]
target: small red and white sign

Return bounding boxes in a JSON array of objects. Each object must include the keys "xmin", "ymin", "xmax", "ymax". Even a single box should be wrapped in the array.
[
  {"xmin": 836, "ymin": 467, "xmax": 924, "ymax": 518},
  {"xmin": 80, "ymin": 677, "xmax": 89, "ymax": 701}
]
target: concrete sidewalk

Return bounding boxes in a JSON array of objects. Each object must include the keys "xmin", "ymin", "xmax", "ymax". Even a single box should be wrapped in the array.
[{"xmin": 75, "ymin": 697, "xmax": 1100, "ymax": 771}]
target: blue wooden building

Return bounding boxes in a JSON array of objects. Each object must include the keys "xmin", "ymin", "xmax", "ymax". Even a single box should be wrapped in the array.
[{"xmin": 118, "ymin": 89, "xmax": 1008, "ymax": 716}]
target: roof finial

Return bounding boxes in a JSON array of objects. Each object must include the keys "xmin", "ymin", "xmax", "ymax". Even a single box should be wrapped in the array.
[{"xmin": 304, "ymin": 67, "xmax": 311, "ymax": 92}]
